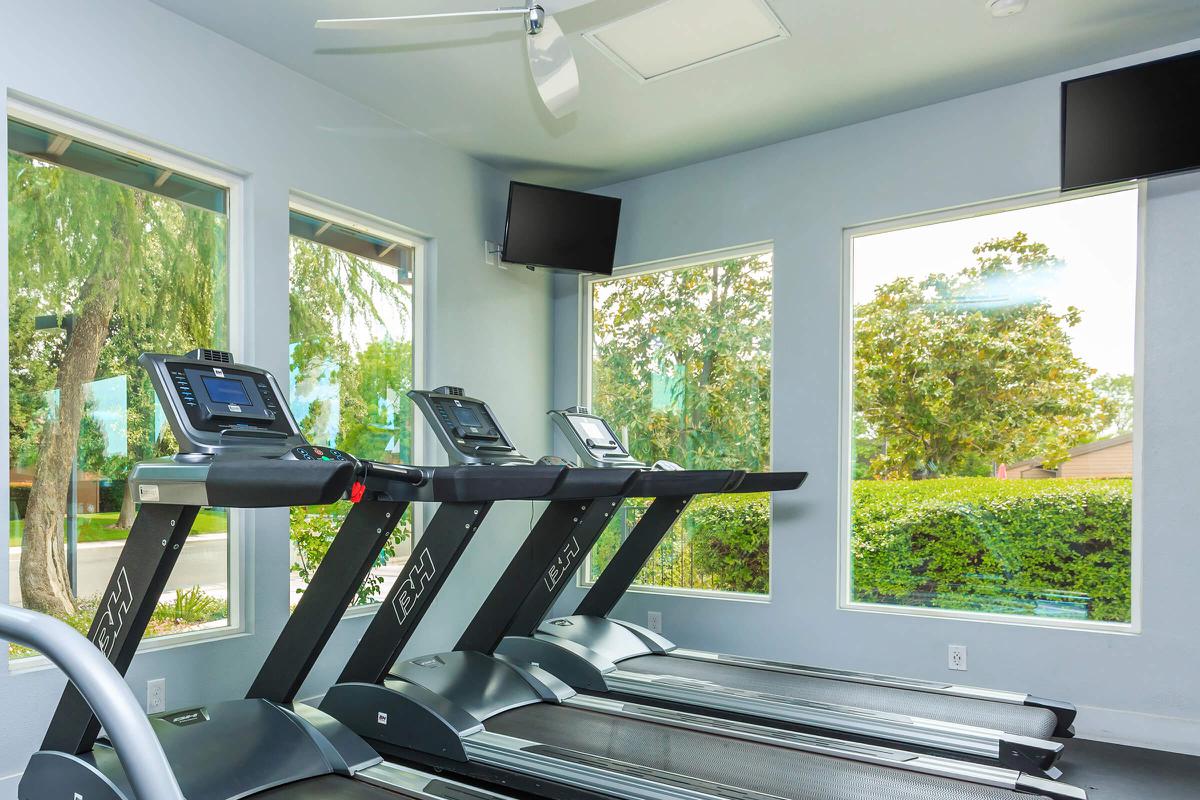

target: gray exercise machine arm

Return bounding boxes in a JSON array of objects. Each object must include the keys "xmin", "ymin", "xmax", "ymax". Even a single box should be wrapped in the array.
[{"xmin": 0, "ymin": 604, "xmax": 185, "ymax": 800}]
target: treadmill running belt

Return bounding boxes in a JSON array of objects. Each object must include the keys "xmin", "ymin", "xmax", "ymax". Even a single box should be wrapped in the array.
[
  {"xmin": 620, "ymin": 655, "xmax": 1059, "ymax": 740},
  {"xmin": 485, "ymin": 704, "xmax": 1038, "ymax": 800}
]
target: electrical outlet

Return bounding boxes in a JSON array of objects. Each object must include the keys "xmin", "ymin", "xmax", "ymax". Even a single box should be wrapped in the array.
[
  {"xmin": 948, "ymin": 644, "xmax": 968, "ymax": 671},
  {"xmin": 647, "ymin": 611, "xmax": 663, "ymax": 634},
  {"xmin": 147, "ymin": 678, "xmax": 167, "ymax": 713}
]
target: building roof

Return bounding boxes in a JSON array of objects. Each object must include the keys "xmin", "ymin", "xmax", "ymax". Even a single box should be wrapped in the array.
[{"xmin": 1008, "ymin": 433, "xmax": 1133, "ymax": 470}]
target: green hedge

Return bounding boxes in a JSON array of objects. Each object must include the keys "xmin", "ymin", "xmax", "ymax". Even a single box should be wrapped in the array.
[
  {"xmin": 690, "ymin": 493, "xmax": 772, "ymax": 594},
  {"xmin": 851, "ymin": 477, "xmax": 1132, "ymax": 622},
  {"xmin": 685, "ymin": 478, "xmax": 1131, "ymax": 621}
]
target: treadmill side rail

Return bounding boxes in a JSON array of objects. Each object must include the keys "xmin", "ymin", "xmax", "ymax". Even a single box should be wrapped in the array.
[
  {"xmin": 671, "ymin": 647, "xmax": 1041, "ymax": 704},
  {"xmin": 357, "ymin": 761, "xmax": 520, "ymax": 800}
]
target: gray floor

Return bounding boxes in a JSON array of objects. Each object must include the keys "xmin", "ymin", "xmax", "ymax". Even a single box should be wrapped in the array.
[{"xmin": 1060, "ymin": 739, "xmax": 1200, "ymax": 799}]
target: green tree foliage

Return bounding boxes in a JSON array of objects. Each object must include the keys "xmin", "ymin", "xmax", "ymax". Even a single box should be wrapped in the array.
[
  {"xmin": 588, "ymin": 255, "xmax": 773, "ymax": 593},
  {"xmin": 854, "ymin": 234, "xmax": 1105, "ymax": 479},
  {"xmin": 591, "ymin": 255, "xmax": 772, "ymax": 471},
  {"xmin": 288, "ymin": 238, "xmax": 414, "ymax": 605},
  {"xmin": 1091, "ymin": 373, "xmax": 1134, "ymax": 436},
  {"xmin": 9, "ymin": 151, "xmax": 226, "ymax": 616}
]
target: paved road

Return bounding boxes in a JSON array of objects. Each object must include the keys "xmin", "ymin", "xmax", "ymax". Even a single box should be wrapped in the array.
[{"xmin": 8, "ymin": 533, "xmax": 229, "ymax": 605}]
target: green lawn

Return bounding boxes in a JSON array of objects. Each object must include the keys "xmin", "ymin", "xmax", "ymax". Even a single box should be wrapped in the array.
[{"xmin": 9, "ymin": 508, "xmax": 228, "ymax": 547}]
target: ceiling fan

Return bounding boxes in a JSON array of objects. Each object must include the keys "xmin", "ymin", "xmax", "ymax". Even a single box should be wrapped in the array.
[{"xmin": 315, "ymin": 2, "xmax": 581, "ymax": 118}]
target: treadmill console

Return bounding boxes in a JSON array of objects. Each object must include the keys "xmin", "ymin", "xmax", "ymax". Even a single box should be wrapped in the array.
[
  {"xmin": 141, "ymin": 350, "xmax": 309, "ymax": 455},
  {"xmin": 409, "ymin": 387, "xmax": 533, "ymax": 465},
  {"xmin": 548, "ymin": 408, "xmax": 646, "ymax": 469}
]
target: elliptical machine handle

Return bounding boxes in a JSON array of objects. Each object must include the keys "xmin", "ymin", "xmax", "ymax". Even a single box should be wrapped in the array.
[{"xmin": 0, "ymin": 604, "xmax": 185, "ymax": 800}]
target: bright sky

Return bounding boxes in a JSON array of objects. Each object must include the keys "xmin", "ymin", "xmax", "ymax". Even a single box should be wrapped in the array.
[{"xmin": 852, "ymin": 188, "xmax": 1139, "ymax": 377}]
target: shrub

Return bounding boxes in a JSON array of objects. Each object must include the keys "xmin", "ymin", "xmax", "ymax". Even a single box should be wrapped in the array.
[
  {"xmin": 152, "ymin": 585, "xmax": 225, "ymax": 625},
  {"xmin": 290, "ymin": 501, "xmax": 411, "ymax": 606},
  {"xmin": 851, "ymin": 477, "xmax": 1132, "ymax": 622},
  {"xmin": 689, "ymin": 492, "xmax": 771, "ymax": 594}
]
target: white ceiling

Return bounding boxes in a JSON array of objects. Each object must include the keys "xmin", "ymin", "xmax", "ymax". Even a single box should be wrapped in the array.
[{"xmin": 150, "ymin": 0, "xmax": 1200, "ymax": 188}]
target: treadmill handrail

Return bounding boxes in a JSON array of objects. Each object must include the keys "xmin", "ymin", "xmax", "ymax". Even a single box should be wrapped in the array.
[{"xmin": 0, "ymin": 604, "xmax": 186, "ymax": 800}]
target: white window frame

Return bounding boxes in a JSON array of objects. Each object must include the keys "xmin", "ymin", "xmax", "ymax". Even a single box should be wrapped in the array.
[
  {"xmin": 5, "ymin": 97, "xmax": 249, "ymax": 669},
  {"xmin": 287, "ymin": 192, "xmax": 428, "ymax": 619},
  {"xmin": 839, "ymin": 183, "xmax": 1145, "ymax": 634},
  {"xmin": 576, "ymin": 241, "xmax": 775, "ymax": 601}
]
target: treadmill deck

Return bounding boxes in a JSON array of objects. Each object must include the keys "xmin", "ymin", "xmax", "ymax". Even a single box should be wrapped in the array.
[
  {"xmin": 484, "ymin": 703, "xmax": 1040, "ymax": 800},
  {"xmin": 618, "ymin": 654, "xmax": 1059, "ymax": 740}
]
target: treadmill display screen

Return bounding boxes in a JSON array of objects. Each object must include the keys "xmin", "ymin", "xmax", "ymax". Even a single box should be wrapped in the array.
[
  {"xmin": 572, "ymin": 416, "xmax": 617, "ymax": 447},
  {"xmin": 453, "ymin": 406, "xmax": 484, "ymax": 428},
  {"xmin": 202, "ymin": 376, "xmax": 252, "ymax": 405}
]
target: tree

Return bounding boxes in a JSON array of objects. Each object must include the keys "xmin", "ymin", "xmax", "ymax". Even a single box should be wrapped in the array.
[
  {"xmin": 9, "ymin": 152, "xmax": 224, "ymax": 616},
  {"xmin": 591, "ymin": 255, "xmax": 772, "ymax": 471},
  {"xmin": 1092, "ymin": 373, "xmax": 1134, "ymax": 437},
  {"xmin": 288, "ymin": 238, "xmax": 413, "ymax": 604},
  {"xmin": 853, "ymin": 233, "xmax": 1104, "ymax": 479}
]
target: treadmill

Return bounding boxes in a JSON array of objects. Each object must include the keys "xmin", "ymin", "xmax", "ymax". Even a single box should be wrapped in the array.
[
  {"xmin": 317, "ymin": 386, "xmax": 1087, "ymax": 800},
  {"xmin": 18, "ymin": 350, "xmax": 524, "ymax": 800},
  {"xmin": 504, "ymin": 406, "xmax": 1076, "ymax": 775}
]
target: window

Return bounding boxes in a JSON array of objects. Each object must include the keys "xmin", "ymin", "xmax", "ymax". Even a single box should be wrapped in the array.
[
  {"xmin": 7, "ymin": 113, "xmax": 234, "ymax": 659},
  {"xmin": 288, "ymin": 203, "xmax": 418, "ymax": 609},
  {"xmin": 582, "ymin": 248, "xmax": 773, "ymax": 595},
  {"xmin": 846, "ymin": 188, "xmax": 1139, "ymax": 627}
]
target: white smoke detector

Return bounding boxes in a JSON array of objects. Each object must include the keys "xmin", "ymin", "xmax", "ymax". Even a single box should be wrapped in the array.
[{"xmin": 986, "ymin": 0, "xmax": 1028, "ymax": 17}]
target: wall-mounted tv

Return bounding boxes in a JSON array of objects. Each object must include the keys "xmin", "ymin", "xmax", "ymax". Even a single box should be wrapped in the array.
[
  {"xmin": 502, "ymin": 181, "xmax": 621, "ymax": 275},
  {"xmin": 1062, "ymin": 50, "xmax": 1200, "ymax": 191}
]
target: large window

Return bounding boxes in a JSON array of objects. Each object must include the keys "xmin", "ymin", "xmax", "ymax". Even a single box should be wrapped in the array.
[
  {"xmin": 583, "ymin": 249, "xmax": 773, "ymax": 595},
  {"xmin": 288, "ymin": 204, "xmax": 418, "ymax": 609},
  {"xmin": 7, "ymin": 113, "xmax": 234, "ymax": 659},
  {"xmin": 846, "ymin": 188, "xmax": 1139, "ymax": 627}
]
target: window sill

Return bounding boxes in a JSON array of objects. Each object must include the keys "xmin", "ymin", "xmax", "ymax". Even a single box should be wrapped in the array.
[
  {"xmin": 7, "ymin": 624, "xmax": 249, "ymax": 673},
  {"xmin": 578, "ymin": 580, "xmax": 771, "ymax": 604},
  {"xmin": 840, "ymin": 599, "xmax": 1139, "ymax": 635}
]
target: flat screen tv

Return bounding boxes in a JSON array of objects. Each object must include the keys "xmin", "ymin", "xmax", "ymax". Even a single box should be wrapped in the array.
[
  {"xmin": 1062, "ymin": 50, "xmax": 1200, "ymax": 191},
  {"xmin": 502, "ymin": 182, "xmax": 621, "ymax": 274}
]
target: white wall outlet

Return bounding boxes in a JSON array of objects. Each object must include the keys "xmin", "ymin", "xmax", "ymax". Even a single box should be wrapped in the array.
[
  {"xmin": 147, "ymin": 677, "xmax": 167, "ymax": 713},
  {"xmin": 948, "ymin": 644, "xmax": 968, "ymax": 671},
  {"xmin": 647, "ymin": 611, "xmax": 663, "ymax": 634}
]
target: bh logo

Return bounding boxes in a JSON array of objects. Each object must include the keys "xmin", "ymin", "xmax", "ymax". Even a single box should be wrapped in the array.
[
  {"xmin": 544, "ymin": 537, "xmax": 581, "ymax": 592},
  {"xmin": 93, "ymin": 568, "xmax": 134, "ymax": 657},
  {"xmin": 392, "ymin": 549, "xmax": 436, "ymax": 624}
]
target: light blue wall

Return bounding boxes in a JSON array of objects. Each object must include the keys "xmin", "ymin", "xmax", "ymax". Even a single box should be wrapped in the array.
[
  {"xmin": 550, "ymin": 39, "xmax": 1200, "ymax": 755},
  {"xmin": 0, "ymin": 0, "xmax": 552, "ymax": 794}
]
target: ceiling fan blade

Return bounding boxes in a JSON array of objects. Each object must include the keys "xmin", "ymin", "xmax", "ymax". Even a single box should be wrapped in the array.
[
  {"xmin": 527, "ymin": 13, "xmax": 579, "ymax": 118},
  {"xmin": 316, "ymin": 8, "xmax": 529, "ymax": 30}
]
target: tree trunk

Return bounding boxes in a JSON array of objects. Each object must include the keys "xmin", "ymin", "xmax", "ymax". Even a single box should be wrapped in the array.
[
  {"xmin": 19, "ymin": 272, "xmax": 121, "ymax": 616},
  {"xmin": 116, "ymin": 482, "xmax": 137, "ymax": 529}
]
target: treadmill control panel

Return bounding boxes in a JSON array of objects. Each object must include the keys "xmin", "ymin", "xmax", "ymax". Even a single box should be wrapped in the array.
[
  {"xmin": 292, "ymin": 445, "xmax": 353, "ymax": 462},
  {"xmin": 409, "ymin": 387, "xmax": 533, "ymax": 465},
  {"xmin": 142, "ymin": 350, "xmax": 308, "ymax": 455},
  {"xmin": 548, "ymin": 408, "xmax": 646, "ymax": 469}
]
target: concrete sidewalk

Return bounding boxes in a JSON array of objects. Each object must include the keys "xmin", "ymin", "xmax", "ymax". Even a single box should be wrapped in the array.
[{"xmin": 8, "ymin": 533, "xmax": 229, "ymax": 605}]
